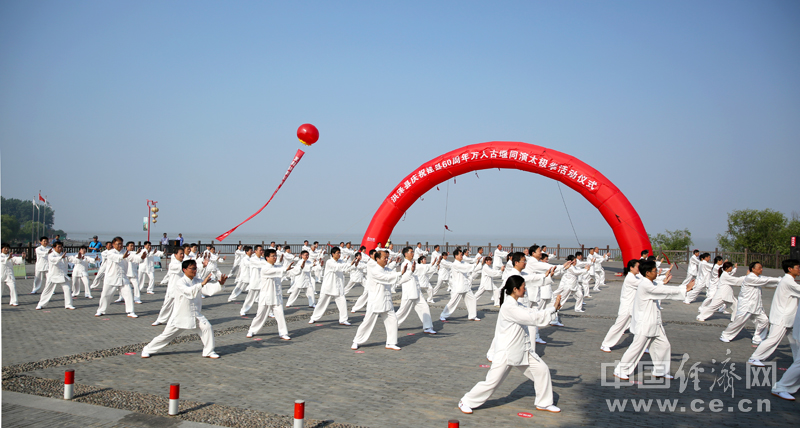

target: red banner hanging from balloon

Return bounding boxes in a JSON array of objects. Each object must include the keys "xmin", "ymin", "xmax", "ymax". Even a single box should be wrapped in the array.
[{"xmin": 216, "ymin": 149, "xmax": 305, "ymax": 242}]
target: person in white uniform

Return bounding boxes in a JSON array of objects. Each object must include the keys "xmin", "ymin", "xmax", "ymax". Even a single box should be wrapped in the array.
[
  {"xmin": 240, "ymin": 245, "xmax": 265, "ymax": 315},
  {"xmin": 748, "ymin": 259, "xmax": 800, "ymax": 366},
  {"xmin": 36, "ymin": 241, "xmax": 75, "ymax": 310},
  {"xmin": 90, "ymin": 242, "xmax": 113, "ymax": 289},
  {"xmin": 228, "ymin": 244, "xmax": 245, "ymax": 278},
  {"xmin": 121, "ymin": 241, "xmax": 145, "ymax": 304},
  {"xmin": 68, "ymin": 245, "xmax": 96, "ymax": 298},
  {"xmin": 458, "ymin": 275, "xmax": 562, "ymax": 415},
  {"xmin": 771, "ymin": 307, "xmax": 800, "ymax": 401},
  {"xmin": 32, "ymin": 237, "xmax": 51, "ymax": 294},
  {"xmin": 0, "ymin": 243, "xmax": 19, "ymax": 306},
  {"xmin": 227, "ymin": 246, "xmax": 253, "ymax": 301},
  {"xmin": 141, "ymin": 259, "xmax": 219, "ymax": 359},
  {"xmin": 590, "ymin": 247, "xmax": 610, "ymax": 292},
  {"xmin": 684, "ymin": 253, "xmax": 712, "ymax": 304},
  {"xmin": 394, "ymin": 247, "xmax": 436, "ymax": 335},
  {"xmin": 719, "ymin": 261, "xmax": 781, "ymax": 344},
  {"xmin": 439, "ymin": 248, "xmax": 482, "ymax": 322},
  {"xmin": 351, "ymin": 250, "xmax": 411, "ymax": 351},
  {"xmin": 95, "ymin": 237, "xmax": 138, "ymax": 318},
  {"xmin": 247, "ymin": 248, "xmax": 294, "ymax": 339},
  {"xmin": 285, "ymin": 250, "xmax": 316, "ymax": 308},
  {"xmin": 558, "ymin": 253, "xmax": 591, "ymax": 312},
  {"xmin": 413, "ymin": 243, "xmax": 429, "ymax": 261},
  {"xmin": 309, "ymin": 247, "xmax": 357, "ymax": 325},
  {"xmin": 152, "ymin": 250, "xmax": 186, "ymax": 326},
  {"xmin": 678, "ymin": 250, "xmax": 701, "ymax": 291},
  {"xmin": 344, "ymin": 249, "xmax": 366, "ymax": 295},
  {"xmin": 613, "ymin": 260, "xmax": 691, "ymax": 380},
  {"xmin": 474, "ymin": 256, "xmax": 504, "ymax": 306},
  {"xmin": 600, "ymin": 259, "xmax": 641, "ymax": 352},
  {"xmin": 429, "ymin": 252, "xmax": 451, "ymax": 302},
  {"xmin": 351, "ymin": 250, "xmax": 377, "ymax": 312},
  {"xmin": 696, "ymin": 262, "xmax": 739, "ymax": 322},
  {"xmin": 137, "ymin": 241, "xmax": 165, "ymax": 294}
]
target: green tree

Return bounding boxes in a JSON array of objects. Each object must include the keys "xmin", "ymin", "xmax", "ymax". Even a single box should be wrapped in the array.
[
  {"xmin": 649, "ymin": 228, "xmax": 693, "ymax": 251},
  {"xmin": 1, "ymin": 215, "xmax": 20, "ymax": 242},
  {"xmin": 1, "ymin": 197, "xmax": 54, "ymax": 230},
  {"xmin": 717, "ymin": 208, "xmax": 791, "ymax": 254},
  {"xmin": 19, "ymin": 221, "xmax": 45, "ymax": 243}
]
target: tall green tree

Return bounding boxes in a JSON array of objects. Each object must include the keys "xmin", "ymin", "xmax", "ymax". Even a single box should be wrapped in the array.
[
  {"xmin": 649, "ymin": 228, "xmax": 693, "ymax": 251},
  {"xmin": 1, "ymin": 215, "xmax": 20, "ymax": 242},
  {"xmin": 717, "ymin": 208, "xmax": 793, "ymax": 254},
  {"xmin": 1, "ymin": 197, "xmax": 56, "ymax": 237}
]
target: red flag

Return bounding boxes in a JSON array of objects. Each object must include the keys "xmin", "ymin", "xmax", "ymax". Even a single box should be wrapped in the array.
[
  {"xmin": 216, "ymin": 149, "xmax": 305, "ymax": 242},
  {"xmin": 444, "ymin": 225, "xmax": 452, "ymax": 232},
  {"xmin": 38, "ymin": 193, "xmax": 46, "ymax": 203}
]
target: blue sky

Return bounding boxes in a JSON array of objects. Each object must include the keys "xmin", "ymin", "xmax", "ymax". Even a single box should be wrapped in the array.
[{"xmin": 1, "ymin": 1, "xmax": 798, "ymax": 248}]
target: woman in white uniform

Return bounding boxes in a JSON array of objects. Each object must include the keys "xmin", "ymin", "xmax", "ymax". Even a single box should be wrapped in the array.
[
  {"xmin": 600, "ymin": 259, "xmax": 640, "ymax": 352},
  {"xmin": 459, "ymin": 275, "xmax": 562, "ymax": 414},
  {"xmin": 473, "ymin": 256, "xmax": 504, "ymax": 306}
]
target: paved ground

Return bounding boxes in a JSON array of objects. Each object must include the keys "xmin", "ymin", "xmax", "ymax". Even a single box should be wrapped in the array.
[{"xmin": 3, "ymin": 260, "xmax": 799, "ymax": 427}]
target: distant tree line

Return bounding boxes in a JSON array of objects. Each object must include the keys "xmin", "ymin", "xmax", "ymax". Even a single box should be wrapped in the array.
[
  {"xmin": 1, "ymin": 196, "xmax": 66, "ymax": 245},
  {"xmin": 649, "ymin": 208, "xmax": 800, "ymax": 255}
]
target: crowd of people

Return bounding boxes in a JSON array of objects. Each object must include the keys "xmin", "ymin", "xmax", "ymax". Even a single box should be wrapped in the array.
[{"xmin": 1, "ymin": 237, "xmax": 799, "ymax": 415}]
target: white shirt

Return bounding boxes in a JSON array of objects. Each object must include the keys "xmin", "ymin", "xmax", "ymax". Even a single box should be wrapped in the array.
[
  {"xmin": 768, "ymin": 274, "xmax": 800, "ymax": 327},
  {"xmin": 448, "ymin": 259, "xmax": 478, "ymax": 294},
  {"xmin": 46, "ymin": 251, "xmax": 69, "ymax": 283},
  {"xmin": 0, "ymin": 253, "xmax": 15, "ymax": 280},
  {"xmin": 259, "ymin": 261, "xmax": 288, "ymax": 306},
  {"xmin": 68, "ymin": 254, "xmax": 96, "ymax": 278},
  {"xmin": 35, "ymin": 245, "xmax": 51, "ymax": 271},
  {"xmin": 102, "ymin": 249, "xmax": 128, "ymax": 287},
  {"xmin": 365, "ymin": 261, "xmax": 410, "ymax": 313},
  {"xmin": 168, "ymin": 275, "xmax": 207, "ymax": 329},
  {"xmin": 491, "ymin": 297, "xmax": 556, "ymax": 366},
  {"xmin": 630, "ymin": 277, "xmax": 686, "ymax": 337},
  {"xmin": 320, "ymin": 258, "xmax": 355, "ymax": 297},
  {"xmin": 479, "ymin": 264, "xmax": 503, "ymax": 291},
  {"xmin": 736, "ymin": 272, "xmax": 780, "ymax": 316}
]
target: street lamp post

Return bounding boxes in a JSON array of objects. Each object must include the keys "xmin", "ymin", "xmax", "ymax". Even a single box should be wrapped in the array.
[{"xmin": 146, "ymin": 200, "xmax": 159, "ymax": 242}]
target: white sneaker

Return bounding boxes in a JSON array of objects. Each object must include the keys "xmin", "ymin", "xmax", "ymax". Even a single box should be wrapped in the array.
[
  {"xmin": 246, "ymin": 332, "xmax": 253, "ymax": 338},
  {"xmin": 593, "ymin": 287, "xmax": 600, "ymax": 291},
  {"xmin": 239, "ymin": 313, "xmax": 246, "ymax": 317},
  {"xmin": 114, "ymin": 298, "xmax": 123, "ymax": 303},
  {"xmin": 127, "ymin": 313, "xmax": 138, "ymax": 318},
  {"xmin": 385, "ymin": 344, "xmax": 401, "ymax": 351},
  {"xmin": 141, "ymin": 352, "xmax": 150, "ymax": 358},
  {"xmin": 339, "ymin": 321, "xmax": 352, "ymax": 326},
  {"xmin": 644, "ymin": 348, "xmax": 650, "ymax": 354},
  {"xmin": 747, "ymin": 358, "xmax": 765, "ymax": 367},
  {"xmin": 575, "ymin": 309, "xmax": 585, "ymax": 313},
  {"xmin": 536, "ymin": 405, "xmax": 561, "ymax": 413},
  {"xmin": 35, "ymin": 306, "xmax": 42, "ymax": 310},
  {"xmin": 535, "ymin": 337, "xmax": 547, "ymax": 344},
  {"xmin": 471, "ymin": 317, "xmax": 481, "ymax": 321},
  {"xmin": 204, "ymin": 352, "xmax": 220, "ymax": 359},
  {"xmin": 613, "ymin": 371, "xmax": 629, "ymax": 380},
  {"xmin": 423, "ymin": 328, "xmax": 437, "ymax": 334},
  {"xmin": 654, "ymin": 374, "xmax": 674, "ymax": 379},
  {"xmin": 719, "ymin": 336, "xmax": 730, "ymax": 343},
  {"xmin": 772, "ymin": 391, "xmax": 796, "ymax": 401},
  {"xmin": 152, "ymin": 321, "xmax": 161, "ymax": 326},
  {"xmin": 439, "ymin": 317, "xmax": 447, "ymax": 322},
  {"xmin": 279, "ymin": 335, "xmax": 291, "ymax": 341},
  {"xmin": 351, "ymin": 342, "xmax": 359, "ymax": 350},
  {"xmin": 458, "ymin": 400, "xmax": 473, "ymax": 414},
  {"xmin": 85, "ymin": 295, "xmax": 93, "ymax": 299},
  {"xmin": 65, "ymin": 306, "xmax": 76, "ymax": 310},
  {"xmin": 550, "ymin": 321, "xmax": 564, "ymax": 327},
  {"xmin": 146, "ymin": 292, "xmax": 155, "ymax": 295},
  {"xmin": 134, "ymin": 300, "xmax": 142, "ymax": 304},
  {"xmin": 600, "ymin": 346, "xmax": 611, "ymax": 353},
  {"xmin": 94, "ymin": 312, "xmax": 103, "ymax": 317},
  {"xmin": 308, "ymin": 320, "xmax": 315, "ymax": 324}
]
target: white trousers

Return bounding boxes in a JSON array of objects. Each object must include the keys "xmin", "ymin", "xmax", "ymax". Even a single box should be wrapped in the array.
[
  {"xmin": 750, "ymin": 324, "xmax": 788, "ymax": 361},
  {"xmin": 615, "ymin": 325, "xmax": 672, "ymax": 377},
  {"xmin": 461, "ymin": 353, "xmax": 553, "ymax": 409},
  {"xmin": 352, "ymin": 310, "xmax": 398, "ymax": 346},
  {"xmin": 286, "ymin": 283, "xmax": 315, "ymax": 307},
  {"xmin": 684, "ymin": 281, "xmax": 706, "ymax": 303},
  {"xmin": 143, "ymin": 318, "xmax": 215, "ymax": 357},
  {"xmin": 248, "ymin": 303, "xmax": 288, "ymax": 337},
  {"xmin": 310, "ymin": 294, "xmax": 348, "ymax": 323},
  {"xmin": 72, "ymin": 275, "xmax": 90, "ymax": 297},
  {"xmin": 37, "ymin": 280, "xmax": 72, "ymax": 308},
  {"xmin": 473, "ymin": 287, "xmax": 495, "ymax": 304},
  {"xmin": 395, "ymin": 296, "xmax": 433, "ymax": 330},
  {"xmin": 4, "ymin": 275, "xmax": 18, "ymax": 305},
  {"xmin": 138, "ymin": 269, "xmax": 156, "ymax": 293},
  {"xmin": 439, "ymin": 290, "xmax": 477, "ymax": 320},
  {"xmin": 429, "ymin": 276, "xmax": 448, "ymax": 301},
  {"xmin": 240, "ymin": 289, "xmax": 260, "ymax": 315},
  {"xmin": 721, "ymin": 311, "xmax": 769, "ymax": 344},
  {"xmin": 352, "ymin": 288, "xmax": 369, "ymax": 312},
  {"xmin": 696, "ymin": 299, "xmax": 735, "ymax": 322},
  {"xmin": 560, "ymin": 288, "xmax": 584, "ymax": 312},
  {"xmin": 678, "ymin": 274, "xmax": 695, "ymax": 291},
  {"xmin": 344, "ymin": 278, "xmax": 361, "ymax": 295},
  {"xmin": 32, "ymin": 270, "xmax": 47, "ymax": 293},
  {"xmin": 772, "ymin": 332, "xmax": 800, "ymax": 394},
  {"xmin": 98, "ymin": 284, "xmax": 134, "ymax": 314},
  {"xmin": 228, "ymin": 281, "xmax": 248, "ymax": 301},
  {"xmin": 593, "ymin": 269, "xmax": 605, "ymax": 289},
  {"xmin": 601, "ymin": 313, "xmax": 632, "ymax": 349},
  {"xmin": 154, "ymin": 295, "xmax": 175, "ymax": 324}
]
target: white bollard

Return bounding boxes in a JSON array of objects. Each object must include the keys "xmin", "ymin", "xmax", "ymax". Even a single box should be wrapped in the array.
[
  {"xmin": 64, "ymin": 370, "xmax": 74, "ymax": 400},
  {"xmin": 169, "ymin": 383, "xmax": 180, "ymax": 416},
  {"xmin": 294, "ymin": 399, "xmax": 305, "ymax": 428}
]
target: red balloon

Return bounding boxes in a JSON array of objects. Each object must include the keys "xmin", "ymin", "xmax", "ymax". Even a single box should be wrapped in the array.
[{"xmin": 297, "ymin": 123, "xmax": 319, "ymax": 146}]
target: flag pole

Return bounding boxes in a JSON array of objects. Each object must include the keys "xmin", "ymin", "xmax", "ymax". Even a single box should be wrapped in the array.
[{"xmin": 31, "ymin": 197, "xmax": 34, "ymax": 244}]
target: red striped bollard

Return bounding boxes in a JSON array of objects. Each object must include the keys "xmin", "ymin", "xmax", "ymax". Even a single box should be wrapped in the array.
[
  {"xmin": 448, "ymin": 420, "xmax": 460, "ymax": 428},
  {"xmin": 64, "ymin": 370, "xmax": 74, "ymax": 400},
  {"xmin": 169, "ymin": 383, "xmax": 180, "ymax": 415},
  {"xmin": 294, "ymin": 399, "xmax": 305, "ymax": 428}
]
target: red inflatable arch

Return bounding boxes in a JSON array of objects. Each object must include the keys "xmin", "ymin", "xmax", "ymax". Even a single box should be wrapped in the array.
[{"xmin": 360, "ymin": 141, "xmax": 650, "ymax": 263}]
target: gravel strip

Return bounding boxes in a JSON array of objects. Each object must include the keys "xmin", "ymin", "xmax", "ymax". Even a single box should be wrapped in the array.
[{"xmin": 3, "ymin": 375, "xmax": 367, "ymax": 428}]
